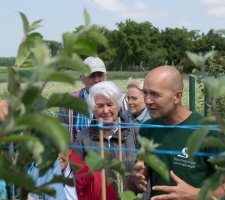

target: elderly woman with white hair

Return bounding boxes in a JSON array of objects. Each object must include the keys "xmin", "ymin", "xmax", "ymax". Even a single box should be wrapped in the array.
[
  {"xmin": 124, "ymin": 77, "xmax": 150, "ymax": 125},
  {"xmin": 74, "ymin": 81, "xmax": 138, "ymax": 194}
]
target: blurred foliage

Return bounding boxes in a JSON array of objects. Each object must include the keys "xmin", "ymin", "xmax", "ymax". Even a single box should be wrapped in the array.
[
  {"xmin": 0, "ymin": 10, "xmax": 102, "ymax": 199},
  {"xmin": 190, "ymin": 46, "xmax": 225, "ymax": 118},
  {"xmin": 0, "ymin": 10, "xmax": 170, "ymax": 200},
  {"xmin": 187, "ymin": 47, "xmax": 225, "ymax": 200}
]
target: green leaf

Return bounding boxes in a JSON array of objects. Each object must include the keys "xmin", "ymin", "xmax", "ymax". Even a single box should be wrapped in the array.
[
  {"xmin": 204, "ymin": 77, "xmax": 225, "ymax": 98},
  {"xmin": 87, "ymin": 30, "xmax": 109, "ymax": 49},
  {"xmin": 30, "ymin": 186, "xmax": 56, "ymax": 198},
  {"xmin": 17, "ymin": 68, "xmax": 35, "ymax": 82},
  {"xmin": 84, "ymin": 9, "xmax": 90, "ymax": 26},
  {"xmin": 187, "ymin": 128, "xmax": 209, "ymax": 160},
  {"xmin": 57, "ymin": 54, "xmax": 90, "ymax": 74},
  {"xmin": 7, "ymin": 67, "xmax": 21, "ymax": 96},
  {"xmin": 73, "ymin": 38, "xmax": 97, "ymax": 56},
  {"xmin": 197, "ymin": 172, "xmax": 225, "ymax": 200},
  {"xmin": 21, "ymin": 87, "xmax": 48, "ymax": 112},
  {"xmin": 16, "ymin": 33, "xmax": 43, "ymax": 68},
  {"xmin": 0, "ymin": 134, "xmax": 38, "ymax": 144},
  {"xmin": 30, "ymin": 19, "xmax": 43, "ymax": 32},
  {"xmin": 32, "ymin": 42, "xmax": 53, "ymax": 66},
  {"xmin": 0, "ymin": 154, "xmax": 11, "ymax": 168},
  {"xmin": 209, "ymin": 158, "xmax": 225, "ymax": 167},
  {"xmin": 186, "ymin": 51, "xmax": 204, "ymax": 69},
  {"xmin": 38, "ymin": 148, "xmax": 59, "ymax": 176},
  {"xmin": 137, "ymin": 135, "xmax": 160, "ymax": 150},
  {"xmin": 108, "ymin": 159, "xmax": 126, "ymax": 177},
  {"xmin": 46, "ymin": 71, "xmax": 76, "ymax": 85},
  {"xmin": 208, "ymin": 152, "xmax": 225, "ymax": 166},
  {"xmin": 137, "ymin": 153, "xmax": 169, "ymax": 182},
  {"xmin": 201, "ymin": 137, "xmax": 225, "ymax": 149},
  {"xmin": 0, "ymin": 169, "xmax": 35, "ymax": 190},
  {"xmin": 119, "ymin": 190, "xmax": 141, "ymax": 200},
  {"xmin": 62, "ymin": 32, "xmax": 78, "ymax": 56},
  {"xmin": 18, "ymin": 11, "xmax": 30, "ymax": 36},
  {"xmin": 70, "ymin": 162, "xmax": 83, "ymax": 172},
  {"xmin": 199, "ymin": 116, "xmax": 218, "ymax": 125},
  {"xmin": 203, "ymin": 50, "xmax": 217, "ymax": 62},
  {"xmin": 47, "ymin": 93, "xmax": 89, "ymax": 117},
  {"xmin": 107, "ymin": 177, "xmax": 116, "ymax": 185},
  {"xmin": 21, "ymin": 86, "xmax": 39, "ymax": 105},
  {"xmin": 85, "ymin": 150, "xmax": 106, "ymax": 171},
  {"xmin": 16, "ymin": 112, "xmax": 69, "ymax": 153},
  {"xmin": 24, "ymin": 138, "xmax": 45, "ymax": 164},
  {"xmin": 48, "ymin": 174, "xmax": 74, "ymax": 187}
]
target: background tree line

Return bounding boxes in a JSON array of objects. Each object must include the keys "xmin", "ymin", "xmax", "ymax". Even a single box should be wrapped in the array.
[{"xmin": 1, "ymin": 19, "xmax": 225, "ymax": 73}]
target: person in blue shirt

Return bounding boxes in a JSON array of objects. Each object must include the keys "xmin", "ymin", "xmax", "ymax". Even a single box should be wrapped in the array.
[{"xmin": 27, "ymin": 160, "xmax": 67, "ymax": 200}]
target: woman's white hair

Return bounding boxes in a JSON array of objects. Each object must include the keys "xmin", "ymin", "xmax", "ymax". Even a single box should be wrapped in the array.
[
  {"xmin": 127, "ymin": 77, "xmax": 144, "ymax": 91},
  {"xmin": 87, "ymin": 81, "xmax": 123, "ymax": 112}
]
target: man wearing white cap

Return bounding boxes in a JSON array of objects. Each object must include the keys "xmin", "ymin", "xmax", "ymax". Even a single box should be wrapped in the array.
[
  {"xmin": 58, "ymin": 56, "xmax": 128, "ymax": 144},
  {"xmin": 81, "ymin": 56, "xmax": 107, "ymax": 91}
]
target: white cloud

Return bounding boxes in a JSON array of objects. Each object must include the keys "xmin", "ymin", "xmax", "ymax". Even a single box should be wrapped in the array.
[
  {"xmin": 208, "ymin": 6, "xmax": 225, "ymax": 16},
  {"xmin": 201, "ymin": 0, "xmax": 225, "ymax": 5},
  {"xmin": 94, "ymin": 0, "xmax": 125, "ymax": 12},
  {"xmin": 200, "ymin": 0, "xmax": 225, "ymax": 17},
  {"xmin": 119, "ymin": 0, "xmax": 152, "ymax": 21},
  {"xmin": 93, "ymin": 0, "xmax": 171, "ymax": 22},
  {"xmin": 133, "ymin": 0, "xmax": 146, "ymax": 10}
]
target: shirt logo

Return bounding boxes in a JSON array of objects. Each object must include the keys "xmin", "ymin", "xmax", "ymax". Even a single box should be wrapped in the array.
[{"xmin": 177, "ymin": 147, "xmax": 189, "ymax": 158}]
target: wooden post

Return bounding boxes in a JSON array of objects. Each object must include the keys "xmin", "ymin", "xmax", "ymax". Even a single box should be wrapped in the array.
[
  {"xmin": 117, "ymin": 117, "xmax": 123, "ymax": 193},
  {"xmin": 99, "ymin": 118, "xmax": 106, "ymax": 200}
]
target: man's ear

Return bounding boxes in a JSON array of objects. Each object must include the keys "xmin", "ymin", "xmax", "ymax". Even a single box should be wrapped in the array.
[
  {"xmin": 80, "ymin": 74, "xmax": 85, "ymax": 84},
  {"xmin": 174, "ymin": 90, "xmax": 182, "ymax": 104}
]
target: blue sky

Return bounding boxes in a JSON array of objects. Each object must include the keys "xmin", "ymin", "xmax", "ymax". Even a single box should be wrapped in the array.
[{"xmin": 1, "ymin": 0, "xmax": 225, "ymax": 57}]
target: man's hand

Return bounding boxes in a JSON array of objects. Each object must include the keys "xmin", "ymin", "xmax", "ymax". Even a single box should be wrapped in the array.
[
  {"xmin": 130, "ymin": 161, "xmax": 148, "ymax": 192},
  {"xmin": 151, "ymin": 170, "xmax": 200, "ymax": 200}
]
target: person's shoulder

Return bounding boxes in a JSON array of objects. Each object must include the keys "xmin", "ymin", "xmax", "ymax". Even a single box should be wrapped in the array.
[
  {"xmin": 71, "ymin": 87, "xmax": 86, "ymax": 97},
  {"xmin": 139, "ymin": 108, "xmax": 150, "ymax": 123},
  {"xmin": 187, "ymin": 112, "xmax": 204, "ymax": 124},
  {"xmin": 192, "ymin": 111, "xmax": 204, "ymax": 118}
]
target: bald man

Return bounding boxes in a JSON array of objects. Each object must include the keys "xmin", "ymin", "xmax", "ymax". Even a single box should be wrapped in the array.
[{"xmin": 127, "ymin": 66, "xmax": 225, "ymax": 199}]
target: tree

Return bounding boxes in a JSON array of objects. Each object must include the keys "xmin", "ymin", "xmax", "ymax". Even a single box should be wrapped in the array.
[
  {"xmin": 0, "ymin": 57, "xmax": 16, "ymax": 67},
  {"xmin": 193, "ymin": 29, "xmax": 225, "ymax": 55},
  {"xmin": 160, "ymin": 27, "xmax": 197, "ymax": 66},
  {"xmin": 110, "ymin": 19, "xmax": 162, "ymax": 71},
  {"xmin": 45, "ymin": 40, "xmax": 63, "ymax": 57}
]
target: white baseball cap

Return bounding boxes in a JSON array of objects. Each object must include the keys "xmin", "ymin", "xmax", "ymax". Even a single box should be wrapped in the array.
[{"xmin": 83, "ymin": 56, "xmax": 106, "ymax": 75}]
